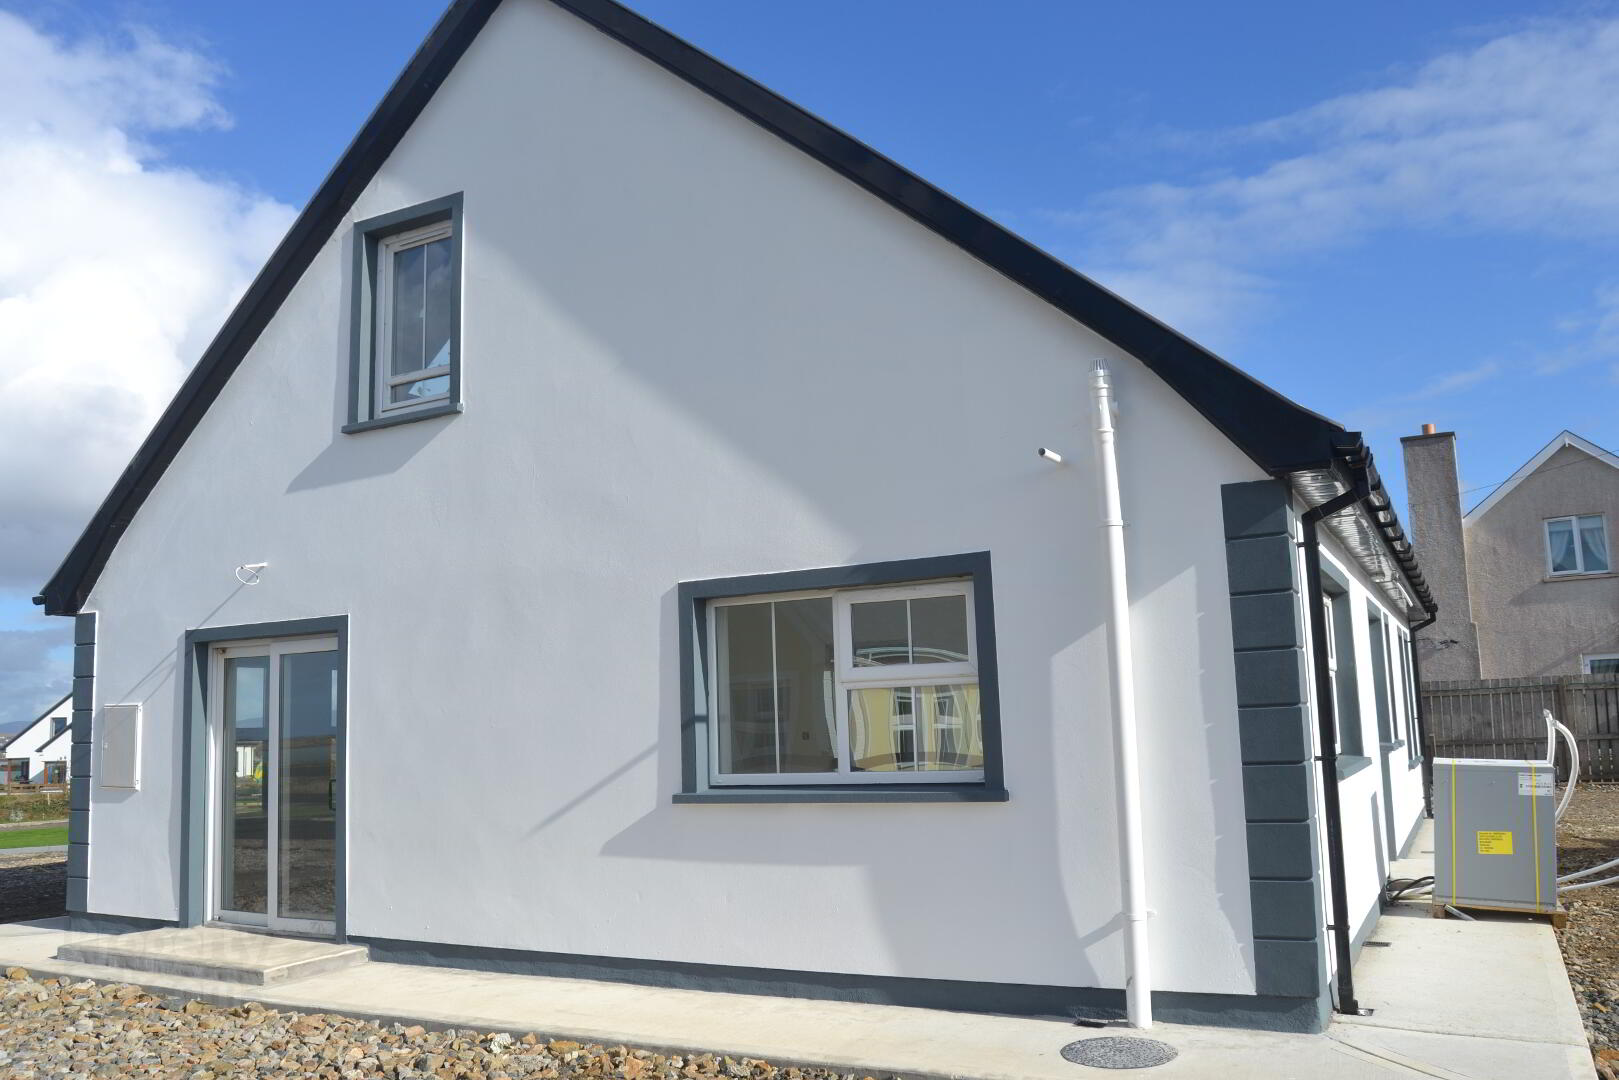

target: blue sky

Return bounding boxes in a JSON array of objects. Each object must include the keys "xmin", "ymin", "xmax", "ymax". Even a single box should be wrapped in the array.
[{"xmin": 2, "ymin": 0, "xmax": 1617, "ymax": 726}]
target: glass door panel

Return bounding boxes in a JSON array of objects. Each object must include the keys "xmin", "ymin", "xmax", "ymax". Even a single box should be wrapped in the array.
[
  {"xmin": 219, "ymin": 656, "xmax": 269, "ymax": 919},
  {"xmin": 277, "ymin": 649, "xmax": 339, "ymax": 926},
  {"xmin": 213, "ymin": 638, "xmax": 339, "ymax": 936}
]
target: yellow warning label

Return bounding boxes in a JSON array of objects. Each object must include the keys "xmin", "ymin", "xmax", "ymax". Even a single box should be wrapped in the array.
[{"xmin": 1477, "ymin": 831, "xmax": 1514, "ymax": 855}]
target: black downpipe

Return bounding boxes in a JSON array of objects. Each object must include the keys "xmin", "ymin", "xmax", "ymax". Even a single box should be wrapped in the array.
[
  {"xmin": 1406, "ymin": 612, "xmax": 1438, "ymax": 818},
  {"xmin": 1301, "ymin": 486, "xmax": 1366, "ymax": 1017}
]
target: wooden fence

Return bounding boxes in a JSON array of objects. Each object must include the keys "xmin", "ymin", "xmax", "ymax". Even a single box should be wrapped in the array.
[{"xmin": 1422, "ymin": 675, "xmax": 1619, "ymax": 781}]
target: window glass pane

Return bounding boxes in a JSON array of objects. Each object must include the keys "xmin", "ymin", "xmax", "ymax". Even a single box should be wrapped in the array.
[
  {"xmin": 1579, "ymin": 516, "xmax": 1609, "ymax": 572},
  {"xmin": 849, "ymin": 684, "xmax": 981, "ymax": 771},
  {"xmin": 422, "ymin": 237, "xmax": 453, "ymax": 372},
  {"xmin": 1588, "ymin": 657, "xmax": 1619, "ymax": 675},
  {"xmin": 389, "ymin": 244, "xmax": 426, "ymax": 376},
  {"xmin": 1548, "ymin": 518, "xmax": 1578, "ymax": 572},
  {"xmin": 221, "ymin": 656, "xmax": 269, "ymax": 916},
  {"xmin": 390, "ymin": 374, "xmax": 450, "ymax": 404},
  {"xmin": 716, "ymin": 603, "xmax": 775, "ymax": 773},
  {"xmin": 910, "ymin": 594, "xmax": 969, "ymax": 663},
  {"xmin": 851, "ymin": 600, "xmax": 910, "ymax": 666},
  {"xmin": 772, "ymin": 598, "xmax": 837, "ymax": 773}
]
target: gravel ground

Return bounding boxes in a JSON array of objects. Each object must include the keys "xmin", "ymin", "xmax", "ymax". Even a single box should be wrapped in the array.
[
  {"xmin": 0, "ymin": 969, "xmax": 892, "ymax": 1080},
  {"xmin": 0, "ymin": 851, "xmax": 66, "ymax": 924},
  {"xmin": 1555, "ymin": 784, "xmax": 1619, "ymax": 1074}
]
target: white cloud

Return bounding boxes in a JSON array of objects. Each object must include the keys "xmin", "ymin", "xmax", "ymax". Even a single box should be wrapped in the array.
[
  {"xmin": 1339, "ymin": 360, "xmax": 1504, "ymax": 434},
  {"xmin": 1059, "ymin": 16, "xmax": 1619, "ymax": 342},
  {"xmin": 0, "ymin": 11, "xmax": 296, "ymax": 591}
]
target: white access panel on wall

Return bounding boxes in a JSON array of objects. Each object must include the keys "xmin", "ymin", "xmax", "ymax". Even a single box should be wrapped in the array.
[{"xmin": 99, "ymin": 704, "xmax": 142, "ymax": 791}]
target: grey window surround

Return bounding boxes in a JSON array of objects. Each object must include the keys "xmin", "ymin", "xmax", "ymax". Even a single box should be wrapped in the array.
[
  {"xmin": 1320, "ymin": 570, "xmax": 1362, "ymax": 758},
  {"xmin": 675, "ymin": 552, "xmax": 1006, "ymax": 805},
  {"xmin": 1334, "ymin": 755, "xmax": 1372, "ymax": 781},
  {"xmin": 179, "ymin": 616, "xmax": 349, "ymax": 939},
  {"xmin": 344, "ymin": 193, "xmax": 464, "ymax": 434}
]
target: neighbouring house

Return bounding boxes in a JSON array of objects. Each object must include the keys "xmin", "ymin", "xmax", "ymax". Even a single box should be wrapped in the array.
[
  {"xmin": 1403, "ymin": 427, "xmax": 1619, "ymax": 681},
  {"xmin": 0, "ymin": 694, "xmax": 72, "ymax": 787},
  {"xmin": 34, "ymin": 0, "xmax": 1435, "ymax": 1034}
]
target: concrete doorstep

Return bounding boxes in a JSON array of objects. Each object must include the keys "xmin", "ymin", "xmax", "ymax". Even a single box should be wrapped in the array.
[{"xmin": 0, "ymin": 880, "xmax": 1595, "ymax": 1080}]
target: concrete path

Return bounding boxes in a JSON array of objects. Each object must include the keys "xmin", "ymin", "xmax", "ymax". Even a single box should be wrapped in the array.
[
  {"xmin": 0, "ymin": 846, "xmax": 67, "ymax": 858},
  {"xmin": 0, "ymin": 821, "xmax": 1593, "ymax": 1080}
]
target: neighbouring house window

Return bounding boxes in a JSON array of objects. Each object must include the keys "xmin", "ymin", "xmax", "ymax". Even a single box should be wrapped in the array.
[
  {"xmin": 677, "ymin": 553, "xmax": 1004, "ymax": 801},
  {"xmin": 2, "ymin": 759, "xmax": 28, "ymax": 785},
  {"xmin": 711, "ymin": 582, "xmax": 982, "ymax": 781},
  {"xmin": 43, "ymin": 761, "xmax": 66, "ymax": 785},
  {"xmin": 1586, "ymin": 654, "xmax": 1619, "ymax": 675},
  {"xmin": 50, "ymin": 715, "xmax": 67, "ymax": 739},
  {"xmin": 1546, "ymin": 515, "xmax": 1609, "ymax": 576},
  {"xmin": 345, "ymin": 194, "xmax": 463, "ymax": 432}
]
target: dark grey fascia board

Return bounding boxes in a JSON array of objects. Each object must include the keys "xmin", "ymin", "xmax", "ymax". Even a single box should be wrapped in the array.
[
  {"xmin": 34, "ymin": 0, "xmax": 1351, "ymax": 615},
  {"xmin": 180, "ymin": 615, "xmax": 349, "ymax": 936},
  {"xmin": 677, "ymin": 551, "xmax": 1004, "ymax": 801},
  {"xmin": 347, "ymin": 192, "xmax": 464, "ymax": 430}
]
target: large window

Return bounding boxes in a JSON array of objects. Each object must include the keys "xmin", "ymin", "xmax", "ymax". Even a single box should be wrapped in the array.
[
  {"xmin": 2, "ymin": 759, "xmax": 28, "ymax": 786},
  {"xmin": 1546, "ymin": 515, "xmax": 1609, "ymax": 576},
  {"xmin": 710, "ymin": 582, "xmax": 982, "ymax": 782},
  {"xmin": 678, "ymin": 553, "xmax": 1004, "ymax": 802},
  {"xmin": 1586, "ymin": 654, "xmax": 1619, "ymax": 675},
  {"xmin": 346, "ymin": 194, "xmax": 464, "ymax": 432}
]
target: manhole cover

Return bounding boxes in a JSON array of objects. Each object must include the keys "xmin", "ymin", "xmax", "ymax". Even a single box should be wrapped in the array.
[{"xmin": 1060, "ymin": 1036, "xmax": 1179, "ymax": 1070}]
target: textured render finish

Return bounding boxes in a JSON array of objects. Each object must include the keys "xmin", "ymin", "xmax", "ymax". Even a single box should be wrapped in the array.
[
  {"xmin": 75, "ymin": 0, "xmax": 1267, "ymax": 1005},
  {"xmin": 1221, "ymin": 480, "xmax": 1328, "ymax": 1027},
  {"xmin": 1465, "ymin": 444, "xmax": 1619, "ymax": 676},
  {"xmin": 1401, "ymin": 433, "xmax": 1481, "ymax": 680},
  {"xmin": 66, "ymin": 612, "xmax": 94, "ymax": 913}
]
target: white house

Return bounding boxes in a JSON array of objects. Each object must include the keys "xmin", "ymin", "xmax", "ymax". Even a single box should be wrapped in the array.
[
  {"xmin": 35, "ymin": 0, "xmax": 1434, "ymax": 1034},
  {"xmin": 1, "ymin": 694, "xmax": 72, "ymax": 787}
]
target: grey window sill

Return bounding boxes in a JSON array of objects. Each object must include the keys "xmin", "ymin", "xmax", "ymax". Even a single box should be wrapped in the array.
[
  {"xmin": 1543, "ymin": 571, "xmax": 1617, "ymax": 583},
  {"xmin": 342, "ymin": 401, "xmax": 462, "ymax": 434},
  {"xmin": 1380, "ymin": 740, "xmax": 1405, "ymax": 753},
  {"xmin": 1335, "ymin": 755, "xmax": 1372, "ymax": 780},
  {"xmin": 674, "ymin": 785, "xmax": 1010, "ymax": 805}
]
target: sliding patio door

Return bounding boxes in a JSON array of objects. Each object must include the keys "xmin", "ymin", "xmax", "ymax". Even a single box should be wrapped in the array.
[{"xmin": 213, "ymin": 636, "xmax": 340, "ymax": 935}]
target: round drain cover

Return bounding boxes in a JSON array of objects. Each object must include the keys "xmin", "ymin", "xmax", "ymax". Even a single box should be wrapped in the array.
[{"xmin": 1060, "ymin": 1036, "xmax": 1179, "ymax": 1070}]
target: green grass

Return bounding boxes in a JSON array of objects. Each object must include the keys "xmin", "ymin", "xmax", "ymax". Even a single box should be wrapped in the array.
[{"xmin": 0, "ymin": 825, "xmax": 68, "ymax": 850}]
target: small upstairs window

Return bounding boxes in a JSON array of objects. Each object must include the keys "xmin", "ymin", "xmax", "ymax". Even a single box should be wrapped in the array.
[
  {"xmin": 345, "ymin": 194, "xmax": 464, "ymax": 433},
  {"xmin": 1545, "ymin": 514, "xmax": 1609, "ymax": 576},
  {"xmin": 1585, "ymin": 654, "xmax": 1619, "ymax": 675}
]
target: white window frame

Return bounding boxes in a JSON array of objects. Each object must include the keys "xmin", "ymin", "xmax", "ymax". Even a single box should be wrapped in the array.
[
  {"xmin": 1583, "ymin": 653, "xmax": 1619, "ymax": 675},
  {"xmin": 1545, "ymin": 514, "xmax": 1610, "ymax": 576},
  {"xmin": 706, "ymin": 580, "xmax": 982, "ymax": 786},
  {"xmin": 374, "ymin": 220, "xmax": 455, "ymax": 416}
]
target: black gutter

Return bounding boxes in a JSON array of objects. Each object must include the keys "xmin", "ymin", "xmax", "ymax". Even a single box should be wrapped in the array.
[{"xmin": 1300, "ymin": 484, "xmax": 1366, "ymax": 1018}]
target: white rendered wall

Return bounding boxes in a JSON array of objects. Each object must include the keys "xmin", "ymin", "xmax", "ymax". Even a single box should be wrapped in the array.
[
  {"xmin": 1313, "ymin": 537, "xmax": 1426, "ymax": 963},
  {"xmin": 80, "ymin": 0, "xmax": 1268, "ymax": 995}
]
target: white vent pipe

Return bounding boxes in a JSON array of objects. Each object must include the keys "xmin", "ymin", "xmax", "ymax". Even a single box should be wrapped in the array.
[{"xmin": 1092, "ymin": 362, "xmax": 1153, "ymax": 1029}]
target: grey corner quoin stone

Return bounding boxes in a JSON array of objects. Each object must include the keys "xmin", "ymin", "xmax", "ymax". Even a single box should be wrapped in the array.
[
  {"xmin": 66, "ymin": 612, "xmax": 95, "ymax": 915},
  {"xmin": 1221, "ymin": 481, "xmax": 1329, "ymax": 1030}
]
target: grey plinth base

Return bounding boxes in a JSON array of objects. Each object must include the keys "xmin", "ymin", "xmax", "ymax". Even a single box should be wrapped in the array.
[{"xmin": 55, "ymin": 926, "xmax": 368, "ymax": 986}]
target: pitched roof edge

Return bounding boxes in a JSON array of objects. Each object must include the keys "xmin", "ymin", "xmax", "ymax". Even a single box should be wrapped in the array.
[
  {"xmin": 35, "ymin": 0, "xmax": 502, "ymax": 616},
  {"xmin": 39, "ymin": 0, "xmax": 1346, "ymax": 614},
  {"xmin": 1463, "ymin": 429, "xmax": 1619, "ymax": 524}
]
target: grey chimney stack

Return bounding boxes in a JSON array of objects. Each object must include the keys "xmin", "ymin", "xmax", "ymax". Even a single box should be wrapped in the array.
[{"xmin": 1401, "ymin": 426, "xmax": 1481, "ymax": 680}]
